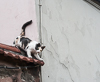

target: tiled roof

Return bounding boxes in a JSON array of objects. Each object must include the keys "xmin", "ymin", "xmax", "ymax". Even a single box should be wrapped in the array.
[{"xmin": 0, "ymin": 43, "xmax": 44, "ymax": 66}]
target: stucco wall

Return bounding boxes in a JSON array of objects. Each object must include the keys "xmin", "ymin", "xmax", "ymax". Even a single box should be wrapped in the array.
[
  {"xmin": 0, "ymin": 0, "xmax": 38, "ymax": 45},
  {"xmin": 38, "ymin": 0, "xmax": 100, "ymax": 82}
]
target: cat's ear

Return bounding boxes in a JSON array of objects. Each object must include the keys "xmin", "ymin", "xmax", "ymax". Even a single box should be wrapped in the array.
[
  {"xmin": 41, "ymin": 46, "xmax": 46, "ymax": 50},
  {"xmin": 37, "ymin": 43, "xmax": 41, "ymax": 47}
]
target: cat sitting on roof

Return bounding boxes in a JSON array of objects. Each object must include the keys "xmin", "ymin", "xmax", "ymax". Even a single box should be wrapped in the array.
[{"xmin": 13, "ymin": 20, "xmax": 45, "ymax": 61}]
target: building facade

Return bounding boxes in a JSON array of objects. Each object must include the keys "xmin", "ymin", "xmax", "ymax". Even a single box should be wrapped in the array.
[
  {"xmin": 35, "ymin": 0, "xmax": 100, "ymax": 82},
  {"xmin": 0, "ymin": 0, "xmax": 100, "ymax": 82}
]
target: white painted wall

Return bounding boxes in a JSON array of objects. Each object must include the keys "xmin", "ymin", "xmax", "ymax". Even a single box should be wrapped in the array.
[
  {"xmin": 0, "ymin": 0, "xmax": 38, "ymax": 45},
  {"xmin": 37, "ymin": 0, "xmax": 100, "ymax": 82}
]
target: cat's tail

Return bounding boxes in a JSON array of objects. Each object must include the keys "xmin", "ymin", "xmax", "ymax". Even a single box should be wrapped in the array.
[{"xmin": 20, "ymin": 20, "xmax": 32, "ymax": 36}]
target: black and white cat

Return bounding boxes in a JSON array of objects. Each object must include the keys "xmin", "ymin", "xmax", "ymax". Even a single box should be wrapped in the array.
[{"xmin": 13, "ymin": 20, "xmax": 45, "ymax": 61}]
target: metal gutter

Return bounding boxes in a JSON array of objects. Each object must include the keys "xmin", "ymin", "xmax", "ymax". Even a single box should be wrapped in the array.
[{"xmin": 39, "ymin": 0, "xmax": 43, "ymax": 82}]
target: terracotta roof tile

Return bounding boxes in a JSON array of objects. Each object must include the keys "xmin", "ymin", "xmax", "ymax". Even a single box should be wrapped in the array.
[
  {"xmin": 0, "ymin": 43, "xmax": 21, "ymax": 53},
  {"xmin": 0, "ymin": 43, "xmax": 44, "ymax": 66}
]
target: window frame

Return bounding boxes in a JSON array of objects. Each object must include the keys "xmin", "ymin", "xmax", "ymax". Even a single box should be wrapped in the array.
[{"xmin": 84, "ymin": 0, "xmax": 100, "ymax": 10}]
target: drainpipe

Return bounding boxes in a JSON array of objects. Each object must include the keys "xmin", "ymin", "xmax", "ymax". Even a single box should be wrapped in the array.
[
  {"xmin": 39, "ymin": 0, "xmax": 42, "ymax": 82},
  {"xmin": 39, "ymin": 0, "xmax": 42, "ymax": 44}
]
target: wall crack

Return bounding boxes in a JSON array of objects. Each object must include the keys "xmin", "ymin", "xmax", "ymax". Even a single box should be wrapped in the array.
[{"xmin": 59, "ymin": 61, "xmax": 74, "ymax": 82}]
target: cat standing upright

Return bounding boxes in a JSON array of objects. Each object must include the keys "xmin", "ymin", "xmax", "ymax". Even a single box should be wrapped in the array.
[{"xmin": 13, "ymin": 20, "xmax": 45, "ymax": 61}]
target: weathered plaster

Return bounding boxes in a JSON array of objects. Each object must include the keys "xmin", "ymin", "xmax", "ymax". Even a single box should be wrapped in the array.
[{"xmin": 36, "ymin": 0, "xmax": 100, "ymax": 82}]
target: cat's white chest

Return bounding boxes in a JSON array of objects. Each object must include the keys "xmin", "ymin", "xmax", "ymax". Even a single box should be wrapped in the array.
[{"xmin": 27, "ymin": 41, "xmax": 38, "ymax": 50}]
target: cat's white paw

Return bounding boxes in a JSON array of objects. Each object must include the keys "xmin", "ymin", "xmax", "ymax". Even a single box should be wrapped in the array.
[{"xmin": 28, "ymin": 56, "xmax": 32, "ymax": 58}]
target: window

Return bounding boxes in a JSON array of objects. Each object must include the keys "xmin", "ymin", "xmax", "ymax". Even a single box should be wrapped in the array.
[{"xmin": 84, "ymin": 0, "xmax": 100, "ymax": 10}]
